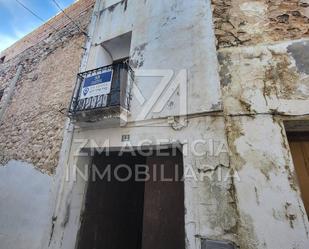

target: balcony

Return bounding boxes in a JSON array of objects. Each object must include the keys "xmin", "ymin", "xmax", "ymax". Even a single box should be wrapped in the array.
[{"xmin": 69, "ymin": 61, "xmax": 133, "ymax": 126}]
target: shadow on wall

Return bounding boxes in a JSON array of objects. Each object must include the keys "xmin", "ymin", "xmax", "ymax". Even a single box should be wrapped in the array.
[{"xmin": 0, "ymin": 160, "xmax": 52, "ymax": 249}]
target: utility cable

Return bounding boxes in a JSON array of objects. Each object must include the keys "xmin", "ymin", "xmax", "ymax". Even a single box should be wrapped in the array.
[
  {"xmin": 15, "ymin": 0, "xmax": 59, "ymax": 33},
  {"xmin": 51, "ymin": 0, "xmax": 88, "ymax": 37}
]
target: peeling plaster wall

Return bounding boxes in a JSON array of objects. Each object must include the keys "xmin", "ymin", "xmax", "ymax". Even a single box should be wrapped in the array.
[
  {"xmin": 214, "ymin": 0, "xmax": 309, "ymax": 248},
  {"xmin": 49, "ymin": 117, "xmax": 240, "ymax": 249},
  {"xmin": 215, "ymin": 38, "xmax": 309, "ymax": 247},
  {"xmin": 46, "ymin": 155, "xmax": 91, "ymax": 249},
  {"xmin": 219, "ymin": 40, "xmax": 309, "ymax": 115},
  {"xmin": 87, "ymin": 0, "xmax": 222, "ymax": 118},
  {"xmin": 47, "ymin": 0, "xmax": 309, "ymax": 249},
  {"xmin": 226, "ymin": 115, "xmax": 309, "ymax": 248}
]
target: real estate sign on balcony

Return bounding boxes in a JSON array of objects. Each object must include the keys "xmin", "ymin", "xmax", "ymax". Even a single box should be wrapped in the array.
[{"xmin": 80, "ymin": 69, "xmax": 113, "ymax": 99}]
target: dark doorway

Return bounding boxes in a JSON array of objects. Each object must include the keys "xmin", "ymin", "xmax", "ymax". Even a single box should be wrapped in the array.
[
  {"xmin": 287, "ymin": 132, "xmax": 309, "ymax": 218},
  {"xmin": 76, "ymin": 148, "xmax": 185, "ymax": 249}
]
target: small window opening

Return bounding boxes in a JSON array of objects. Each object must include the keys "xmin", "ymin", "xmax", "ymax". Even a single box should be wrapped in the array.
[
  {"xmin": 101, "ymin": 31, "xmax": 132, "ymax": 64},
  {"xmin": 0, "ymin": 89, "xmax": 4, "ymax": 101},
  {"xmin": 0, "ymin": 56, "xmax": 6, "ymax": 63},
  {"xmin": 100, "ymin": 32, "xmax": 132, "ymax": 108}
]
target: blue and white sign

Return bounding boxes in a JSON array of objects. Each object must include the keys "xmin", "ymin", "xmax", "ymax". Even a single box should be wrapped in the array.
[{"xmin": 80, "ymin": 69, "xmax": 113, "ymax": 99}]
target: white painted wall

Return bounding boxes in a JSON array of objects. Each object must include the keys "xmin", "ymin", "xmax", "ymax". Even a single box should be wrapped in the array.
[
  {"xmin": 0, "ymin": 160, "xmax": 52, "ymax": 249},
  {"xmin": 87, "ymin": 0, "xmax": 222, "ymax": 121},
  {"xmin": 49, "ymin": 116, "xmax": 237, "ymax": 249},
  {"xmin": 47, "ymin": 1, "xmax": 309, "ymax": 249},
  {"xmin": 227, "ymin": 116, "xmax": 309, "ymax": 248},
  {"xmin": 86, "ymin": 45, "xmax": 112, "ymax": 70}
]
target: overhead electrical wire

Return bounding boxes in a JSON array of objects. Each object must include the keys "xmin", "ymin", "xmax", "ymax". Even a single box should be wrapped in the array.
[
  {"xmin": 51, "ymin": 0, "xmax": 88, "ymax": 37},
  {"xmin": 14, "ymin": 0, "xmax": 89, "ymax": 51},
  {"xmin": 15, "ymin": 0, "xmax": 88, "ymax": 37},
  {"xmin": 15, "ymin": 0, "xmax": 59, "ymax": 33}
]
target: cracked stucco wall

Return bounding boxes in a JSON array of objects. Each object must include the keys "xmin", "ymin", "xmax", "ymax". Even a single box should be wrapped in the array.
[
  {"xmin": 213, "ymin": 0, "xmax": 309, "ymax": 247},
  {"xmin": 48, "ymin": 0, "xmax": 309, "ymax": 249},
  {"xmin": 48, "ymin": 116, "xmax": 242, "ymax": 249},
  {"xmin": 225, "ymin": 115, "xmax": 309, "ymax": 248},
  {"xmin": 88, "ymin": 0, "xmax": 222, "ymax": 119},
  {"xmin": 47, "ymin": 1, "xmax": 239, "ymax": 249},
  {"xmin": 218, "ymin": 40, "xmax": 309, "ymax": 116}
]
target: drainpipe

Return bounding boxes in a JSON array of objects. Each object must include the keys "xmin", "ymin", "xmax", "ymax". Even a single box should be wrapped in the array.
[
  {"xmin": 0, "ymin": 64, "xmax": 22, "ymax": 122},
  {"xmin": 44, "ymin": 1, "xmax": 103, "ymax": 248}
]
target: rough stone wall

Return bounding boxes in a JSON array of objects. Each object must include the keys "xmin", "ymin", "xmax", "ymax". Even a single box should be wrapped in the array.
[
  {"xmin": 0, "ymin": 0, "xmax": 94, "ymax": 174},
  {"xmin": 212, "ymin": 0, "xmax": 309, "ymax": 48}
]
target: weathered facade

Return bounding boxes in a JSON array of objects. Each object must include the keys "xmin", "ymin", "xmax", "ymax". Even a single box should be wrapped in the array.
[
  {"xmin": 213, "ymin": 0, "xmax": 309, "ymax": 247},
  {"xmin": 0, "ymin": 0, "xmax": 308, "ymax": 249}
]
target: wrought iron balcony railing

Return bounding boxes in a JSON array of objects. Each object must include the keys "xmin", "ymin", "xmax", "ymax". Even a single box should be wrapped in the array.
[{"xmin": 69, "ymin": 61, "xmax": 134, "ymax": 118}]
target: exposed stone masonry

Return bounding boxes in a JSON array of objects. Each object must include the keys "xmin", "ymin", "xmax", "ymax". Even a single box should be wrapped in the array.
[
  {"xmin": 0, "ymin": 0, "xmax": 94, "ymax": 173},
  {"xmin": 212, "ymin": 0, "xmax": 309, "ymax": 48}
]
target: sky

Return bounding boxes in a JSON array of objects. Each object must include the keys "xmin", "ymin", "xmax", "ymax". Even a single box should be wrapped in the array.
[{"xmin": 0, "ymin": 0, "xmax": 75, "ymax": 52}]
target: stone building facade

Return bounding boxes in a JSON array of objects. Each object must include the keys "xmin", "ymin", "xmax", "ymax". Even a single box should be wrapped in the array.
[{"xmin": 0, "ymin": 0, "xmax": 309, "ymax": 249}]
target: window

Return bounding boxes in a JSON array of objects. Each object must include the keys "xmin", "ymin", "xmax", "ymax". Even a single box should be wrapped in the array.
[
  {"xmin": 0, "ymin": 56, "xmax": 5, "ymax": 64},
  {"xmin": 70, "ymin": 32, "xmax": 133, "ymax": 118},
  {"xmin": 0, "ymin": 89, "xmax": 4, "ymax": 101},
  {"xmin": 101, "ymin": 31, "xmax": 132, "ymax": 63}
]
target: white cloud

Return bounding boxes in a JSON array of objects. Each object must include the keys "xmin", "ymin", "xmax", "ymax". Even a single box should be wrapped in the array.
[
  {"xmin": 14, "ymin": 21, "xmax": 38, "ymax": 38},
  {"xmin": 0, "ymin": 33, "xmax": 18, "ymax": 52},
  {"xmin": 0, "ymin": 22, "xmax": 38, "ymax": 52},
  {"xmin": 0, "ymin": 0, "xmax": 13, "ymax": 4},
  {"xmin": 0, "ymin": 0, "xmax": 75, "ymax": 52},
  {"xmin": 0, "ymin": 0, "xmax": 17, "ymax": 11}
]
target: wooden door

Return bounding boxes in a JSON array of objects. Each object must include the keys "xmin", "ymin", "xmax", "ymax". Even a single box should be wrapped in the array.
[
  {"xmin": 288, "ymin": 132, "xmax": 309, "ymax": 217},
  {"xmin": 76, "ymin": 152, "xmax": 146, "ymax": 249},
  {"xmin": 142, "ymin": 149, "xmax": 185, "ymax": 249},
  {"xmin": 76, "ymin": 149, "xmax": 185, "ymax": 249}
]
